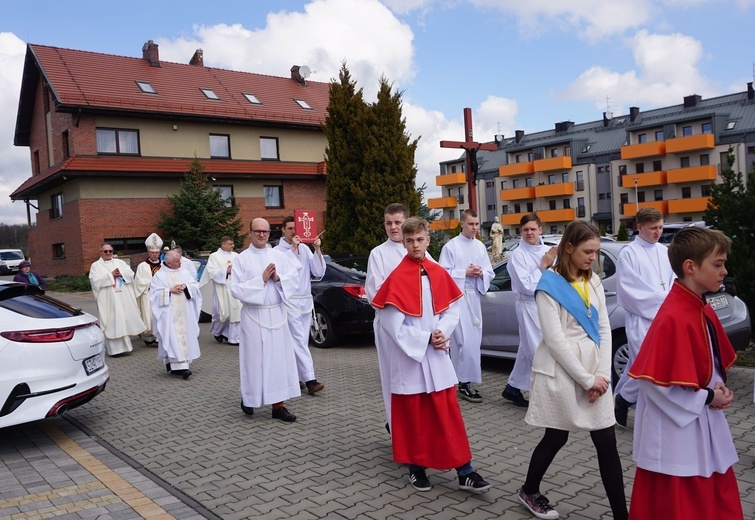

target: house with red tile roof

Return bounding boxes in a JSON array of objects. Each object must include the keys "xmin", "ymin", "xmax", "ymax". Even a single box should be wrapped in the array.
[{"xmin": 12, "ymin": 41, "xmax": 329, "ymax": 276}]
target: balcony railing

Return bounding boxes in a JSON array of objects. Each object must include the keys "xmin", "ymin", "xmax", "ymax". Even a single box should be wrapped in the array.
[
  {"xmin": 620, "ymin": 141, "xmax": 666, "ymax": 160},
  {"xmin": 665, "ymin": 133, "xmax": 715, "ymax": 154}
]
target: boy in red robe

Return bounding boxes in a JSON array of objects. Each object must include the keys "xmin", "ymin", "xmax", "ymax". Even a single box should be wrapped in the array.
[
  {"xmin": 627, "ymin": 226, "xmax": 742, "ymax": 519},
  {"xmin": 371, "ymin": 217, "xmax": 491, "ymax": 493}
]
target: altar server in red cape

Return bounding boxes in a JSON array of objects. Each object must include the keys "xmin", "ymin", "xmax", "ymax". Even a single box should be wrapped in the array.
[
  {"xmin": 628, "ymin": 226, "xmax": 742, "ymax": 520},
  {"xmin": 371, "ymin": 217, "xmax": 492, "ymax": 494}
]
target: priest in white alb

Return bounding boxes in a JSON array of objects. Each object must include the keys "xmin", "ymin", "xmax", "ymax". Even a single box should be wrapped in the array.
[
  {"xmin": 150, "ymin": 250, "xmax": 202, "ymax": 379},
  {"xmin": 439, "ymin": 209, "xmax": 494, "ymax": 403},
  {"xmin": 199, "ymin": 236, "xmax": 242, "ymax": 345},
  {"xmin": 614, "ymin": 207, "xmax": 675, "ymax": 427},
  {"xmin": 89, "ymin": 243, "xmax": 146, "ymax": 356},
  {"xmin": 231, "ymin": 218, "xmax": 302, "ymax": 422},
  {"xmin": 134, "ymin": 233, "xmax": 163, "ymax": 346}
]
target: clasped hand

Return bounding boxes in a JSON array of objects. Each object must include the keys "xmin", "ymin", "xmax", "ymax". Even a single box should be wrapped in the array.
[
  {"xmin": 170, "ymin": 284, "xmax": 186, "ymax": 294},
  {"xmin": 430, "ymin": 330, "xmax": 450, "ymax": 350},
  {"xmin": 710, "ymin": 382, "xmax": 734, "ymax": 410},
  {"xmin": 588, "ymin": 376, "xmax": 610, "ymax": 404},
  {"xmin": 262, "ymin": 263, "xmax": 279, "ymax": 283}
]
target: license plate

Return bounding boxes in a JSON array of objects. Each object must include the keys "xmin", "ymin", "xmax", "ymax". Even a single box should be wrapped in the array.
[
  {"xmin": 83, "ymin": 353, "xmax": 105, "ymax": 375},
  {"xmin": 707, "ymin": 295, "xmax": 728, "ymax": 310}
]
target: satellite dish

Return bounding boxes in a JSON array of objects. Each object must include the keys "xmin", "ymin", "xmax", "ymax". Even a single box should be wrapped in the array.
[{"xmin": 299, "ymin": 65, "xmax": 311, "ymax": 78}]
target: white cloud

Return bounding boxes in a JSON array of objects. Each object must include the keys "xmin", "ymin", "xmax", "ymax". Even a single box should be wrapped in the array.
[
  {"xmin": 559, "ymin": 30, "xmax": 716, "ymax": 113},
  {"xmin": 158, "ymin": 0, "xmax": 416, "ymax": 100},
  {"xmin": 0, "ymin": 33, "xmax": 31, "ymax": 225}
]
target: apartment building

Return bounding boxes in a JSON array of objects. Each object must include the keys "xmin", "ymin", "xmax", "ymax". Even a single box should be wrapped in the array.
[
  {"xmin": 431, "ymin": 87, "xmax": 755, "ymax": 237},
  {"xmin": 11, "ymin": 41, "xmax": 329, "ymax": 276}
]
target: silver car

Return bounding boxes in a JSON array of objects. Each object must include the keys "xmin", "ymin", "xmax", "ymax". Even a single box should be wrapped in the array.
[{"xmin": 480, "ymin": 241, "xmax": 752, "ymax": 383}]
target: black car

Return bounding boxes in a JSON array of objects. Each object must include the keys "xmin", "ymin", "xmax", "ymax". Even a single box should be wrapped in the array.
[{"xmin": 310, "ymin": 256, "xmax": 374, "ymax": 348}]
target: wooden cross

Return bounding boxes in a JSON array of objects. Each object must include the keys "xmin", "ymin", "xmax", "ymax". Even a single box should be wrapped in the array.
[{"xmin": 440, "ymin": 108, "xmax": 498, "ymax": 214}]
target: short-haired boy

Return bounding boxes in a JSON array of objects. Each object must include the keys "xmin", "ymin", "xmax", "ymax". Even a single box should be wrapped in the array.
[
  {"xmin": 372, "ymin": 217, "xmax": 491, "ymax": 493},
  {"xmin": 627, "ymin": 226, "xmax": 742, "ymax": 519}
]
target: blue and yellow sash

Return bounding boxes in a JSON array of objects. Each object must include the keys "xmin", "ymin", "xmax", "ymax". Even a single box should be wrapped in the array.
[{"xmin": 536, "ymin": 270, "xmax": 600, "ymax": 346}]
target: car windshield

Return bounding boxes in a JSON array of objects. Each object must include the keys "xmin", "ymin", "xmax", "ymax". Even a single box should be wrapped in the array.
[
  {"xmin": 0, "ymin": 251, "xmax": 23, "ymax": 260},
  {"xmin": 330, "ymin": 257, "xmax": 368, "ymax": 275}
]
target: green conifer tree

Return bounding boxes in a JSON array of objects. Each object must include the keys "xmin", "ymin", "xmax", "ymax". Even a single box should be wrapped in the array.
[
  {"xmin": 616, "ymin": 222, "xmax": 629, "ymax": 241},
  {"xmin": 158, "ymin": 157, "xmax": 246, "ymax": 252},
  {"xmin": 705, "ymin": 150, "xmax": 755, "ymax": 311}
]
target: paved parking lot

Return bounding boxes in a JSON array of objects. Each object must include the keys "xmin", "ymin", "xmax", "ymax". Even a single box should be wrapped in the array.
[{"xmin": 1, "ymin": 290, "xmax": 754, "ymax": 519}]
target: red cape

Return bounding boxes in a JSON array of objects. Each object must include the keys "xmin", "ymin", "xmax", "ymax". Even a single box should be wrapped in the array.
[
  {"xmin": 371, "ymin": 255, "xmax": 462, "ymax": 317},
  {"xmin": 628, "ymin": 280, "xmax": 736, "ymax": 389}
]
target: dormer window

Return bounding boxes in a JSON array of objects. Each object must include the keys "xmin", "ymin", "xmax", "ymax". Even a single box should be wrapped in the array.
[
  {"xmin": 201, "ymin": 88, "xmax": 220, "ymax": 100},
  {"xmin": 136, "ymin": 81, "xmax": 156, "ymax": 94},
  {"xmin": 294, "ymin": 98, "xmax": 312, "ymax": 110},
  {"xmin": 725, "ymin": 121, "xmax": 736, "ymax": 130},
  {"xmin": 243, "ymin": 93, "xmax": 262, "ymax": 105}
]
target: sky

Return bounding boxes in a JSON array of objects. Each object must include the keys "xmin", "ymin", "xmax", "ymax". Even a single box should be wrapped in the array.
[{"xmin": 1, "ymin": 0, "xmax": 754, "ymax": 224}]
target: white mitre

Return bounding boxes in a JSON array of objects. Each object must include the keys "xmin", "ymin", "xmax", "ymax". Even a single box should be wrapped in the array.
[{"xmin": 145, "ymin": 233, "xmax": 163, "ymax": 252}]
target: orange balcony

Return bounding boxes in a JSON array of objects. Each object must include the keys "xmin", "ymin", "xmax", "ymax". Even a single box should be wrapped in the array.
[
  {"xmin": 666, "ymin": 165, "xmax": 717, "ymax": 184},
  {"xmin": 501, "ymin": 213, "xmax": 525, "ymax": 226},
  {"xmin": 665, "ymin": 133, "xmax": 715, "ymax": 154},
  {"xmin": 622, "ymin": 201, "xmax": 669, "ymax": 217},
  {"xmin": 534, "ymin": 156, "xmax": 572, "ymax": 172},
  {"xmin": 535, "ymin": 182, "xmax": 575, "ymax": 197},
  {"xmin": 668, "ymin": 197, "xmax": 711, "ymax": 214},
  {"xmin": 499, "ymin": 162, "xmax": 535, "ymax": 177},
  {"xmin": 429, "ymin": 219, "xmax": 459, "ymax": 231},
  {"xmin": 538, "ymin": 208, "xmax": 576, "ymax": 223},
  {"xmin": 620, "ymin": 141, "xmax": 666, "ymax": 160},
  {"xmin": 501, "ymin": 187, "xmax": 536, "ymax": 201},
  {"xmin": 427, "ymin": 196, "xmax": 457, "ymax": 209},
  {"xmin": 435, "ymin": 172, "xmax": 467, "ymax": 187},
  {"xmin": 620, "ymin": 171, "xmax": 667, "ymax": 188}
]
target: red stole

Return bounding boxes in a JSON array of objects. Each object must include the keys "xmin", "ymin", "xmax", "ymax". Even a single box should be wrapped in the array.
[
  {"xmin": 371, "ymin": 256, "xmax": 462, "ymax": 317},
  {"xmin": 629, "ymin": 280, "xmax": 736, "ymax": 389}
]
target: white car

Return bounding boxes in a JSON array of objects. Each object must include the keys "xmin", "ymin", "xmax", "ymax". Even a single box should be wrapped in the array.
[{"xmin": 0, "ymin": 282, "xmax": 109, "ymax": 428}]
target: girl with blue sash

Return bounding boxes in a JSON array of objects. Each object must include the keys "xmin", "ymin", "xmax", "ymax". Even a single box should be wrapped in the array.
[{"xmin": 516, "ymin": 221, "xmax": 627, "ymax": 520}]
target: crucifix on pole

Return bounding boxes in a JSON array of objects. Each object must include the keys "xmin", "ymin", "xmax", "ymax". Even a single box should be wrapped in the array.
[{"xmin": 440, "ymin": 107, "xmax": 498, "ymax": 214}]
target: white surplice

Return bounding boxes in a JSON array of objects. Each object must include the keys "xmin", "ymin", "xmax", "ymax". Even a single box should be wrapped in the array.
[
  {"xmin": 366, "ymin": 238, "xmax": 409, "ymax": 424},
  {"xmin": 506, "ymin": 238, "xmax": 549, "ymax": 391},
  {"xmin": 274, "ymin": 239, "xmax": 326, "ymax": 382},
  {"xmin": 89, "ymin": 258, "xmax": 146, "ymax": 356},
  {"xmin": 615, "ymin": 237, "xmax": 675, "ymax": 403},
  {"xmin": 439, "ymin": 234, "xmax": 494, "ymax": 384},
  {"xmin": 231, "ymin": 246, "xmax": 302, "ymax": 408},
  {"xmin": 378, "ymin": 279, "xmax": 460, "ymax": 395},
  {"xmin": 134, "ymin": 259, "xmax": 160, "ymax": 343},
  {"xmin": 199, "ymin": 248, "xmax": 242, "ymax": 344},
  {"xmin": 150, "ymin": 265, "xmax": 202, "ymax": 369},
  {"xmin": 180, "ymin": 257, "xmax": 198, "ymax": 280}
]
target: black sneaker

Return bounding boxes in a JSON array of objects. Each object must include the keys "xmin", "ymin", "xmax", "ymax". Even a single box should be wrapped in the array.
[
  {"xmin": 459, "ymin": 383, "xmax": 483, "ymax": 403},
  {"xmin": 458, "ymin": 471, "xmax": 491, "ymax": 493},
  {"xmin": 272, "ymin": 407, "xmax": 296, "ymax": 422},
  {"xmin": 408, "ymin": 469, "xmax": 432, "ymax": 492},
  {"xmin": 305, "ymin": 380, "xmax": 324, "ymax": 395},
  {"xmin": 517, "ymin": 487, "xmax": 559, "ymax": 519},
  {"xmin": 502, "ymin": 386, "xmax": 529, "ymax": 407},
  {"xmin": 214, "ymin": 335, "xmax": 226, "ymax": 343}
]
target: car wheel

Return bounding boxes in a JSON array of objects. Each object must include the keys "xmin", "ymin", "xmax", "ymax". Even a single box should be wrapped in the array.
[
  {"xmin": 199, "ymin": 311, "xmax": 212, "ymax": 323},
  {"xmin": 310, "ymin": 307, "xmax": 337, "ymax": 348},
  {"xmin": 611, "ymin": 330, "xmax": 630, "ymax": 388}
]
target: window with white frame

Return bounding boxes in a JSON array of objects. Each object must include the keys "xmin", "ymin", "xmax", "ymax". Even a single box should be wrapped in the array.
[
  {"xmin": 260, "ymin": 137, "xmax": 279, "ymax": 160},
  {"xmin": 50, "ymin": 192, "xmax": 63, "ymax": 220},
  {"xmin": 96, "ymin": 128, "xmax": 139, "ymax": 154},
  {"xmin": 264, "ymin": 186, "xmax": 283, "ymax": 208},
  {"xmin": 210, "ymin": 134, "xmax": 230, "ymax": 158}
]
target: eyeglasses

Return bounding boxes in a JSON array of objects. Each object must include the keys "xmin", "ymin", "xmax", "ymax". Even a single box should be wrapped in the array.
[
  {"xmin": 102, "ymin": 250, "xmax": 114, "ymax": 253},
  {"xmin": 252, "ymin": 230, "xmax": 270, "ymax": 235}
]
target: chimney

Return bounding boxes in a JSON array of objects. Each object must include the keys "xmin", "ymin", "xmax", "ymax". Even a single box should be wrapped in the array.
[
  {"xmin": 515, "ymin": 130, "xmax": 524, "ymax": 143},
  {"xmin": 555, "ymin": 121, "xmax": 573, "ymax": 133},
  {"xmin": 603, "ymin": 111, "xmax": 612, "ymax": 127},
  {"xmin": 629, "ymin": 106, "xmax": 640, "ymax": 122},
  {"xmin": 189, "ymin": 49, "xmax": 204, "ymax": 67},
  {"xmin": 747, "ymin": 82, "xmax": 754, "ymax": 101},
  {"xmin": 291, "ymin": 65, "xmax": 306, "ymax": 86},
  {"xmin": 142, "ymin": 40, "xmax": 160, "ymax": 67},
  {"xmin": 683, "ymin": 94, "xmax": 702, "ymax": 108}
]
